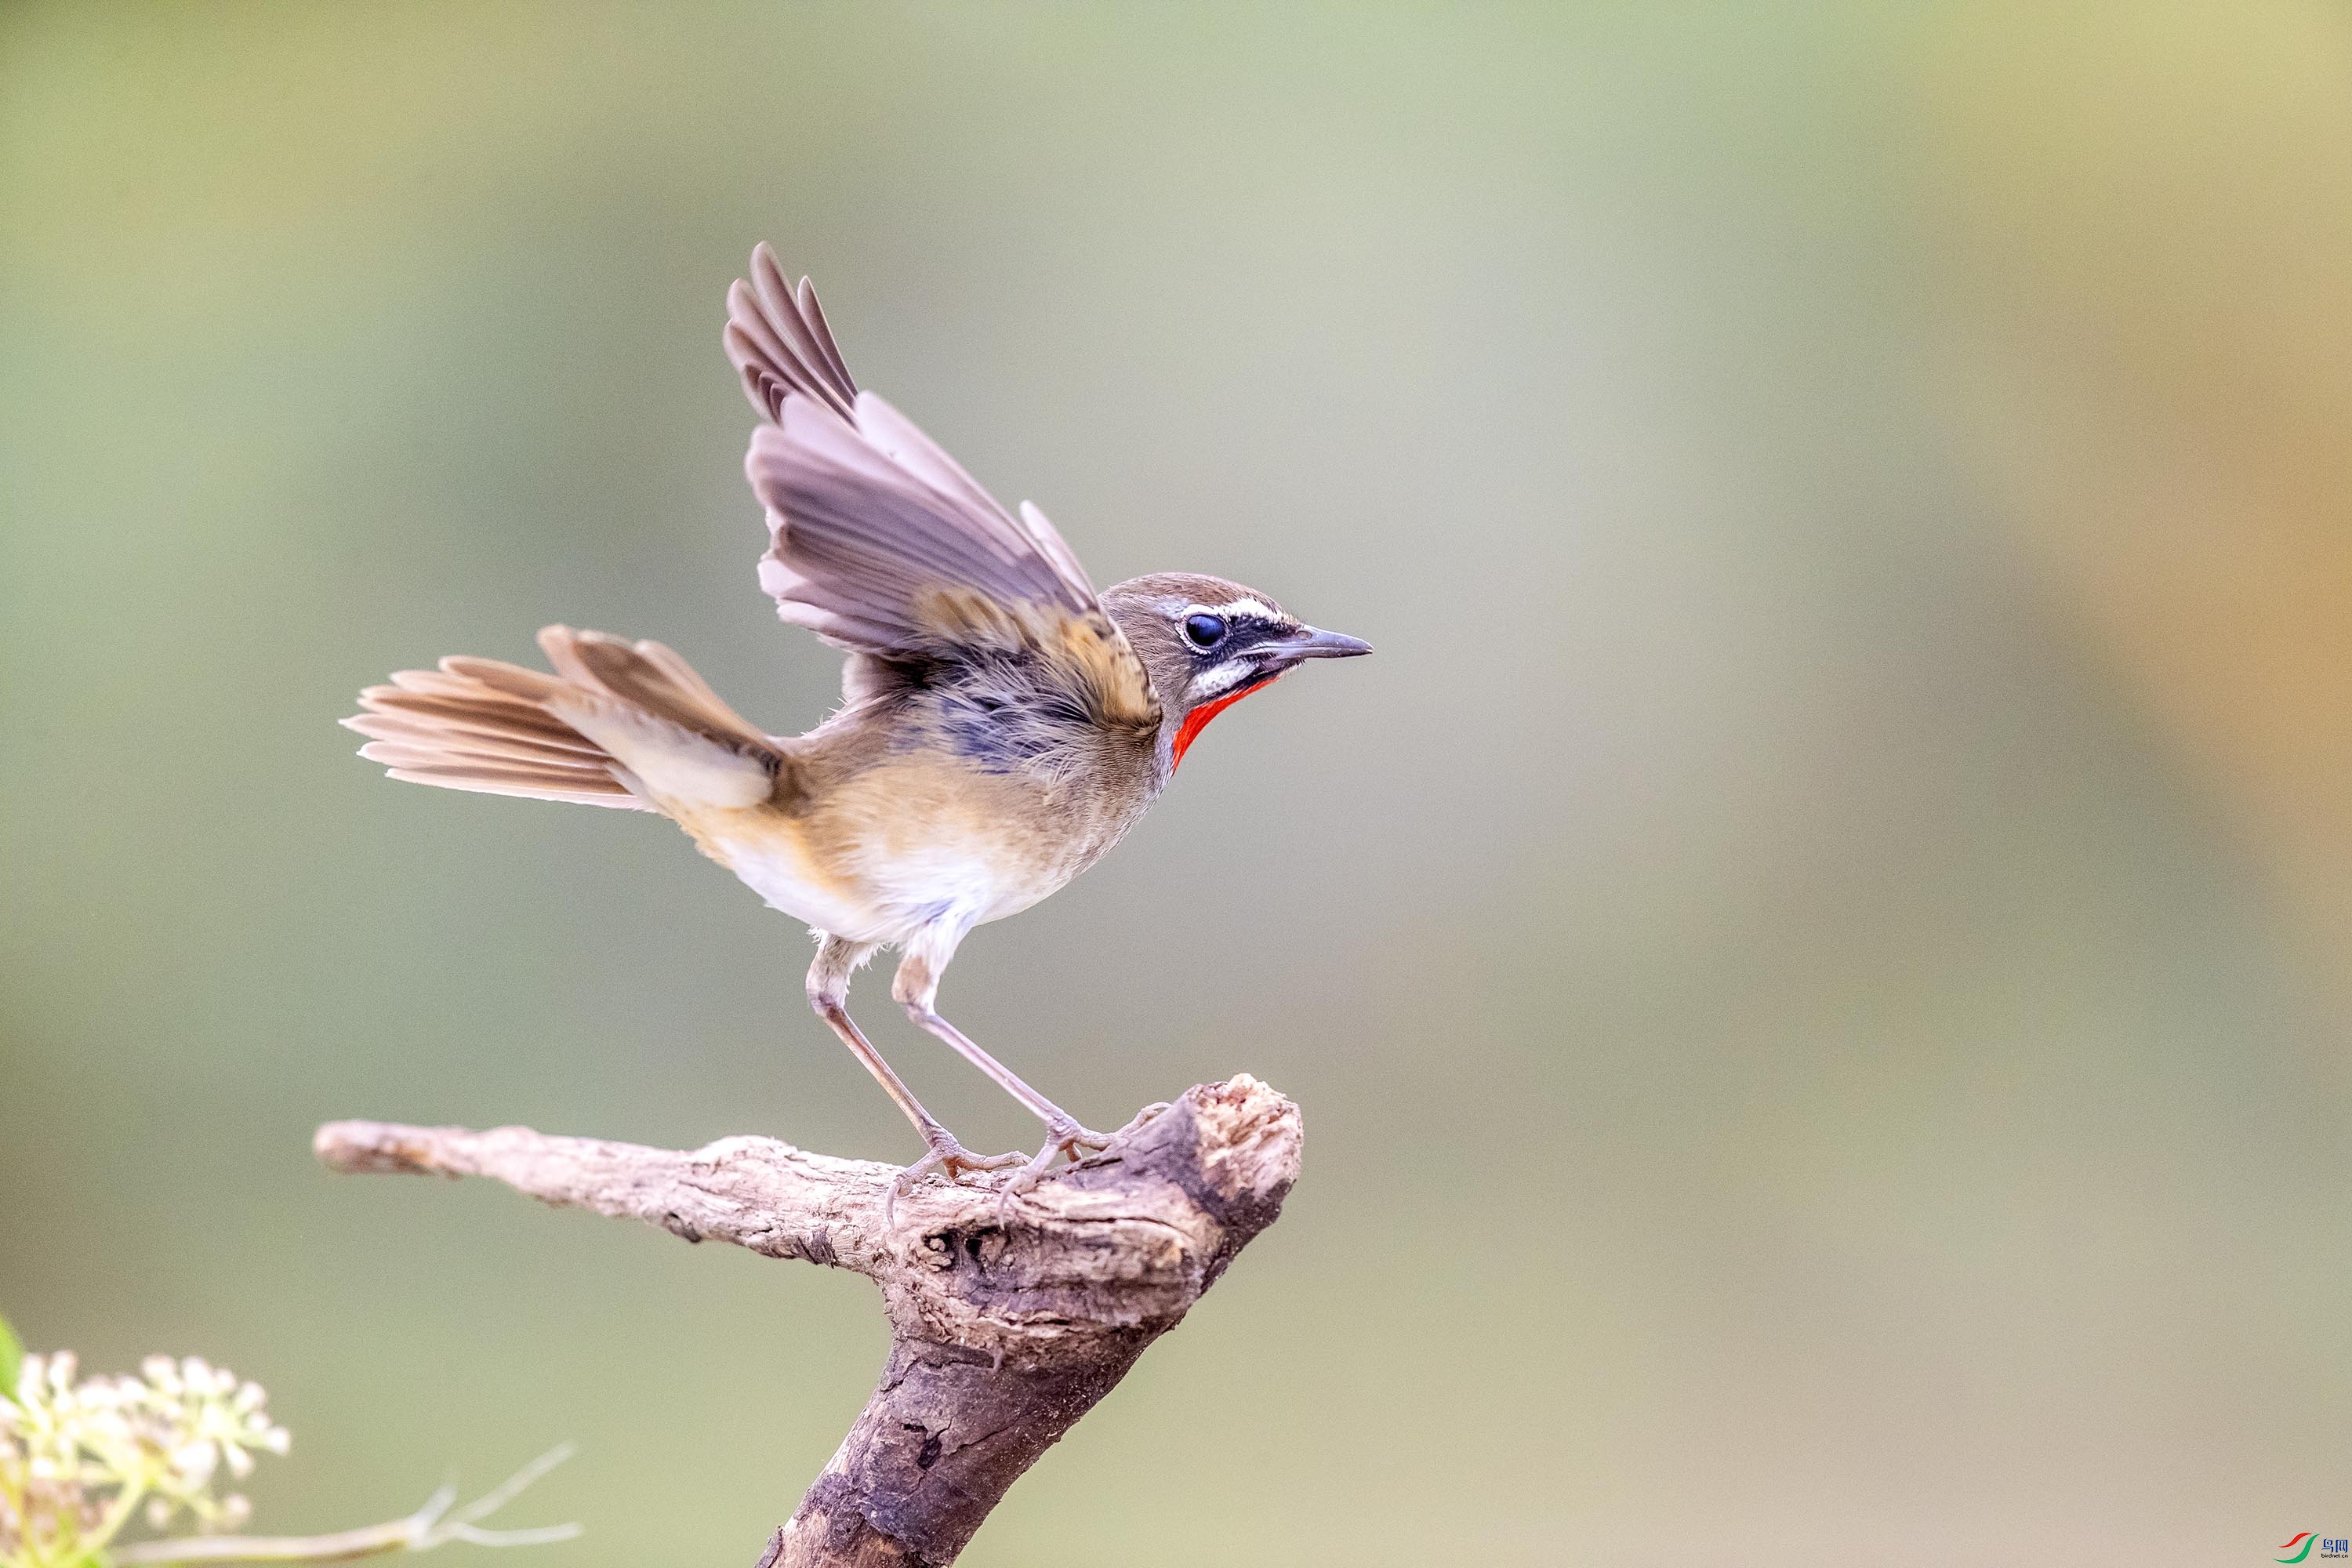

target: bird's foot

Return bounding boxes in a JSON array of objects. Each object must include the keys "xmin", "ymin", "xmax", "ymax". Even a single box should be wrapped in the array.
[
  {"xmin": 990, "ymin": 1105, "xmax": 1171, "ymax": 1224},
  {"xmin": 886, "ymin": 1131, "xmax": 1024, "ymax": 1227}
]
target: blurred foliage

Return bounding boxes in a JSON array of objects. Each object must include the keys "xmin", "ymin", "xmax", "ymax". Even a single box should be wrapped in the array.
[
  {"xmin": 0, "ymin": 1333, "xmax": 569, "ymax": 1568},
  {"xmin": 4, "ymin": 1348, "xmax": 290, "ymax": 1566}
]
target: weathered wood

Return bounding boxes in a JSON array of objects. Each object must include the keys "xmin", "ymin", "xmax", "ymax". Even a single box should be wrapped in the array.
[{"xmin": 315, "ymin": 1075, "xmax": 1301, "ymax": 1566}]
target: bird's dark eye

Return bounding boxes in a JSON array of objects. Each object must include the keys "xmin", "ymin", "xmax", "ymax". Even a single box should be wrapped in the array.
[{"xmin": 1183, "ymin": 613, "xmax": 1227, "ymax": 650}]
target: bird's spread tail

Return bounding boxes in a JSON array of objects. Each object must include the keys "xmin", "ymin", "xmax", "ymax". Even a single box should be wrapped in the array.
[
  {"xmin": 346, "ymin": 626, "xmax": 785, "ymax": 812},
  {"xmin": 345, "ymin": 660, "xmax": 648, "ymax": 809}
]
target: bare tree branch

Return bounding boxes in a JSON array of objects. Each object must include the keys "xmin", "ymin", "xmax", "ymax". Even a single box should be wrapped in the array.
[{"xmin": 315, "ymin": 1076, "xmax": 1301, "ymax": 1567}]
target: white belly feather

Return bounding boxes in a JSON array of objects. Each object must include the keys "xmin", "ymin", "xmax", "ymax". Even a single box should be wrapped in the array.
[{"xmin": 702, "ymin": 817, "xmax": 1060, "ymax": 947}]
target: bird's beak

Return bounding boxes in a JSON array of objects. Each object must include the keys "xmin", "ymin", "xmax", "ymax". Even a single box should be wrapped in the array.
[{"xmin": 1278, "ymin": 626, "xmax": 1374, "ymax": 660}]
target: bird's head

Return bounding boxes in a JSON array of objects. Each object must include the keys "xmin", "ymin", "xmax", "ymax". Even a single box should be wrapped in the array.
[{"xmin": 1102, "ymin": 572, "xmax": 1370, "ymax": 772}]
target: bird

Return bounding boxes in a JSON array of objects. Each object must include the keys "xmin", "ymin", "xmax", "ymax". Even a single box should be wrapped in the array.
[{"xmin": 343, "ymin": 243, "xmax": 1370, "ymax": 1199}]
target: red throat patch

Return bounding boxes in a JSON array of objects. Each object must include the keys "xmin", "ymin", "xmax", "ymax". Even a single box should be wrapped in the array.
[{"xmin": 1170, "ymin": 677, "xmax": 1277, "ymax": 770}]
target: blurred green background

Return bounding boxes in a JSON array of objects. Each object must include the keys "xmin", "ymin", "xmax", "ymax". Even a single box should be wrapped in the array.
[{"xmin": 6, "ymin": 4, "xmax": 2350, "ymax": 1564}]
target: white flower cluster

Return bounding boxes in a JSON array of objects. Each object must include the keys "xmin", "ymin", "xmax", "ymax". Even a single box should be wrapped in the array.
[{"xmin": 0, "ymin": 1352, "xmax": 290, "ymax": 1568}]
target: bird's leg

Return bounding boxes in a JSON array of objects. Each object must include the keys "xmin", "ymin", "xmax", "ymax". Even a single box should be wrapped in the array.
[
  {"xmin": 805, "ymin": 935, "xmax": 1020, "ymax": 1216},
  {"xmin": 892, "ymin": 935, "xmax": 1171, "ymax": 1196}
]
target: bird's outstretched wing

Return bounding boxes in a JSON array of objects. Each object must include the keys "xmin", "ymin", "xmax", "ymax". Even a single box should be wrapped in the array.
[{"xmin": 726, "ymin": 245, "xmax": 1158, "ymax": 728}]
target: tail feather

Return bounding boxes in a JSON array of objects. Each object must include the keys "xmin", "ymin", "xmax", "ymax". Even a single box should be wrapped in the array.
[
  {"xmin": 347, "ymin": 627, "xmax": 783, "ymax": 813},
  {"xmin": 372, "ymin": 670, "xmax": 593, "ymax": 742},
  {"xmin": 344, "ymin": 717, "xmax": 604, "ymax": 769},
  {"xmin": 382, "ymin": 761, "xmax": 648, "ymax": 810},
  {"xmin": 532, "ymin": 626, "xmax": 775, "ymax": 754},
  {"xmin": 436, "ymin": 655, "xmax": 569, "ymax": 706},
  {"xmin": 347, "ymin": 664, "xmax": 651, "ymax": 811}
]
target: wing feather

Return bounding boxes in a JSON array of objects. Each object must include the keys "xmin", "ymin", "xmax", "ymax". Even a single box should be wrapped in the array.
[
  {"xmin": 725, "ymin": 244, "xmax": 1156, "ymax": 728},
  {"xmin": 797, "ymin": 276, "xmax": 856, "ymax": 394},
  {"xmin": 726, "ymin": 244, "xmax": 858, "ymax": 423}
]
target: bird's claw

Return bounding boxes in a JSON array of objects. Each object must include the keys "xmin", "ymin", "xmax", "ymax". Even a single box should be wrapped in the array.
[{"xmin": 885, "ymin": 1132, "xmax": 1023, "ymax": 1228}]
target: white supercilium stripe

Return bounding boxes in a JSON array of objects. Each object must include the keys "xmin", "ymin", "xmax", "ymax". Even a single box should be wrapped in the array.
[{"xmin": 1192, "ymin": 597, "xmax": 1277, "ymax": 622}]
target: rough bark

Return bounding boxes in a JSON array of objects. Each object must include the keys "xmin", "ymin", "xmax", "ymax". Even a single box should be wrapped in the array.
[{"xmin": 314, "ymin": 1075, "xmax": 1301, "ymax": 1567}]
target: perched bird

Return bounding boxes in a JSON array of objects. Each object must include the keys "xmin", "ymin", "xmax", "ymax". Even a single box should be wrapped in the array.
[{"xmin": 345, "ymin": 244, "xmax": 1369, "ymax": 1195}]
